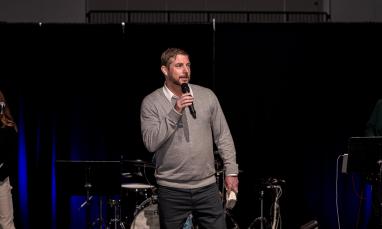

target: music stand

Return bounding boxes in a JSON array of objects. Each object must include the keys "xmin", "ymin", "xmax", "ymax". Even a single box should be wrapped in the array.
[
  {"xmin": 55, "ymin": 160, "xmax": 122, "ymax": 228},
  {"xmin": 347, "ymin": 136, "xmax": 382, "ymax": 177}
]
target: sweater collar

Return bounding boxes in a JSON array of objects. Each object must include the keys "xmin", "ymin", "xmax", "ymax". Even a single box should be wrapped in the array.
[{"xmin": 163, "ymin": 84, "xmax": 194, "ymax": 103}]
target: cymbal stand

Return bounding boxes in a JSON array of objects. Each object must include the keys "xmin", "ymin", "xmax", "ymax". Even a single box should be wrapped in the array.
[
  {"xmin": 248, "ymin": 189, "xmax": 267, "ymax": 229},
  {"xmin": 90, "ymin": 197, "xmax": 106, "ymax": 229},
  {"xmin": 78, "ymin": 167, "xmax": 94, "ymax": 229},
  {"xmin": 82, "ymin": 166, "xmax": 105, "ymax": 229}
]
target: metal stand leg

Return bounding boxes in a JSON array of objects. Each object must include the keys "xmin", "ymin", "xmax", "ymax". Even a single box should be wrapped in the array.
[
  {"xmin": 107, "ymin": 199, "xmax": 126, "ymax": 229},
  {"xmin": 248, "ymin": 190, "xmax": 267, "ymax": 229},
  {"xmin": 90, "ymin": 197, "xmax": 106, "ymax": 228}
]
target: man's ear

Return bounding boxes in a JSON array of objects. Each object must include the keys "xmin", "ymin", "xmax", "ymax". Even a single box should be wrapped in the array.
[{"xmin": 161, "ymin": 66, "xmax": 168, "ymax": 76}]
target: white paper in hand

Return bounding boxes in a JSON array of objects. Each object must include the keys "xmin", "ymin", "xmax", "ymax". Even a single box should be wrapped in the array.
[{"xmin": 225, "ymin": 191, "xmax": 237, "ymax": 209}]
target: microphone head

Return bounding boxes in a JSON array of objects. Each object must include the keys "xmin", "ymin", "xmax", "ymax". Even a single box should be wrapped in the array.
[{"xmin": 181, "ymin": 83, "xmax": 190, "ymax": 93}]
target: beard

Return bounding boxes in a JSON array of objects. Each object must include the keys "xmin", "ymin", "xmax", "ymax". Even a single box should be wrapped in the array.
[{"xmin": 169, "ymin": 74, "xmax": 190, "ymax": 86}]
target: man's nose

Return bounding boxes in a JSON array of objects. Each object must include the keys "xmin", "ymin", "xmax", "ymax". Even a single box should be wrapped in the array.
[{"xmin": 183, "ymin": 66, "xmax": 190, "ymax": 74}]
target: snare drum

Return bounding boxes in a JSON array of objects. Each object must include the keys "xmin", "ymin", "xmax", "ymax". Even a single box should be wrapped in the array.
[{"xmin": 121, "ymin": 182, "xmax": 155, "ymax": 226}]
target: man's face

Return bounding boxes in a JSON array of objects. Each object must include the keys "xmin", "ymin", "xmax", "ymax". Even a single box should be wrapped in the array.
[{"xmin": 164, "ymin": 54, "xmax": 191, "ymax": 86}]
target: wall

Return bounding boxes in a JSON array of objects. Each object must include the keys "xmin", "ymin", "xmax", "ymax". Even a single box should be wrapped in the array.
[
  {"xmin": 1, "ymin": 0, "xmax": 382, "ymax": 23},
  {"xmin": 88, "ymin": 0, "xmax": 321, "ymax": 12},
  {"xmin": 0, "ymin": 0, "xmax": 85, "ymax": 23},
  {"xmin": 331, "ymin": 0, "xmax": 382, "ymax": 21}
]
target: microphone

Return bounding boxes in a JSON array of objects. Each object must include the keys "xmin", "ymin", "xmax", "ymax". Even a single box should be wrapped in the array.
[{"xmin": 181, "ymin": 83, "xmax": 196, "ymax": 119}]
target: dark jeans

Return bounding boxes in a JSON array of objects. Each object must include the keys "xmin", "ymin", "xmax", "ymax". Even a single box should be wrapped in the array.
[{"xmin": 157, "ymin": 183, "xmax": 226, "ymax": 229}]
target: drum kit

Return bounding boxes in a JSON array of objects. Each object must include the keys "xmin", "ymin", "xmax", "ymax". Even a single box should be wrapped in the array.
[
  {"xmin": 102, "ymin": 157, "xmax": 240, "ymax": 229},
  {"xmin": 117, "ymin": 159, "xmax": 157, "ymax": 229}
]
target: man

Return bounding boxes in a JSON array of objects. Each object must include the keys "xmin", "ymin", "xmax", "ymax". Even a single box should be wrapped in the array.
[{"xmin": 140, "ymin": 48, "xmax": 239, "ymax": 229}]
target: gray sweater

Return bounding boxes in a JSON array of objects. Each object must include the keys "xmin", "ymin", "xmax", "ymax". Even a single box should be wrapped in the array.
[{"xmin": 140, "ymin": 84, "xmax": 238, "ymax": 189}]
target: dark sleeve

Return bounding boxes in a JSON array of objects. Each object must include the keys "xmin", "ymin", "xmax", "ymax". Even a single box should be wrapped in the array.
[{"xmin": 0, "ymin": 128, "xmax": 18, "ymax": 181}]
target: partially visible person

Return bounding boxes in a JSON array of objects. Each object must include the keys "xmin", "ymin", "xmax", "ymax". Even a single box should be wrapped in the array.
[
  {"xmin": 0, "ymin": 89, "xmax": 17, "ymax": 229},
  {"xmin": 365, "ymin": 98, "xmax": 382, "ymax": 229},
  {"xmin": 365, "ymin": 98, "xmax": 382, "ymax": 136},
  {"xmin": 140, "ymin": 48, "xmax": 239, "ymax": 229}
]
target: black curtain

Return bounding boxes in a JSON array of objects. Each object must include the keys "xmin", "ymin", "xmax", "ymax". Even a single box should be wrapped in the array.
[{"xmin": 1, "ymin": 22, "xmax": 381, "ymax": 229}]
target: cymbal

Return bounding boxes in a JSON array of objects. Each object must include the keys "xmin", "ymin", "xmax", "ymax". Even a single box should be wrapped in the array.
[
  {"xmin": 121, "ymin": 172, "xmax": 134, "ymax": 178},
  {"xmin": 123, "ymin": 159, "xmax": 155, "ymax": 168},
  {"xmin": 124, "ymin": 159, "xmax": 151, "ymax": 164}
]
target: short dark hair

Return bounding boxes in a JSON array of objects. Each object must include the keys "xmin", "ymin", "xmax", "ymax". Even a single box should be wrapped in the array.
[{"xmin": 161, "ymin": 48, "xmax": 189, "ymax": 67}]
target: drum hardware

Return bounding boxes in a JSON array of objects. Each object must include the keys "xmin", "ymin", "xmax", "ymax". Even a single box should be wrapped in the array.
[
  {"xmin": 123, "ymin": 159, "xmax": 155, "ymax": 169},
  {"xmin": 56, "ymin": 160, "xmax": 122, "ymax": 228},
  {"xmin": 121, "ymin": 172, "xmax": 133, "ymax": 178},
  {"xmin": 107, "ymin": 199, "xmax": 125, "ymax": 229},
  {"xmin": 114, "ymin": 183, "xmax": 157, "ymax": 229},
  {"xmin": 226, "ymin": 209, "xmax": 240, "ymax": 229},
  {"xmin": 300, "ymin": 220, "xmax": 319, "ymax": 229},
  {"xmin": 90, "ymin": 197, "xmax": 106, "ymax": 229},
  {"xmin": 122, "ymin": 158, "xmax": 156, "ymax": 188},
  {"xmin": 248, "ymin": 190, "xmax": 267, "ymax": 229},
  {"xmin": 120, "ymin": 182, "xmax": 156, "ymax": 227},
  {"xmin": 121, "ymin": 183, "xmax": 155, "ymax": 211},
  {"xmin": 80, "ymin": 166, "xmax": 108, "ymax": 229},
  {"xmin": 248, "ymin": 177, "xmax": 285, "ymax": 229},
  {"xmin": 119, "ymin": 158, "xmax": 158, "ymax": 227}
]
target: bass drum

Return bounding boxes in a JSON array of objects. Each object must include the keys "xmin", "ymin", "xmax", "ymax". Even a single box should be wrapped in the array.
[{"xmin": 130, "ymin": 196, "xmax": 160, "ymax": 229}]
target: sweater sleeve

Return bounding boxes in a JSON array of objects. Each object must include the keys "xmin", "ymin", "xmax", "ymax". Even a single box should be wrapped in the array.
[
  {"xmin": 140, "ymin": 93, "xmax": 182, "ymax": 153},
  {"xmin": 209, "ymin": 91, "xmax": 239, "ymax": 175}
]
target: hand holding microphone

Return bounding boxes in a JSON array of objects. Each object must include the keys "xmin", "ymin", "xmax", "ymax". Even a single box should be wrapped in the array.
[{"xmin": 181, "ymin": 83, "xmax": 196, "ymax": 119}]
